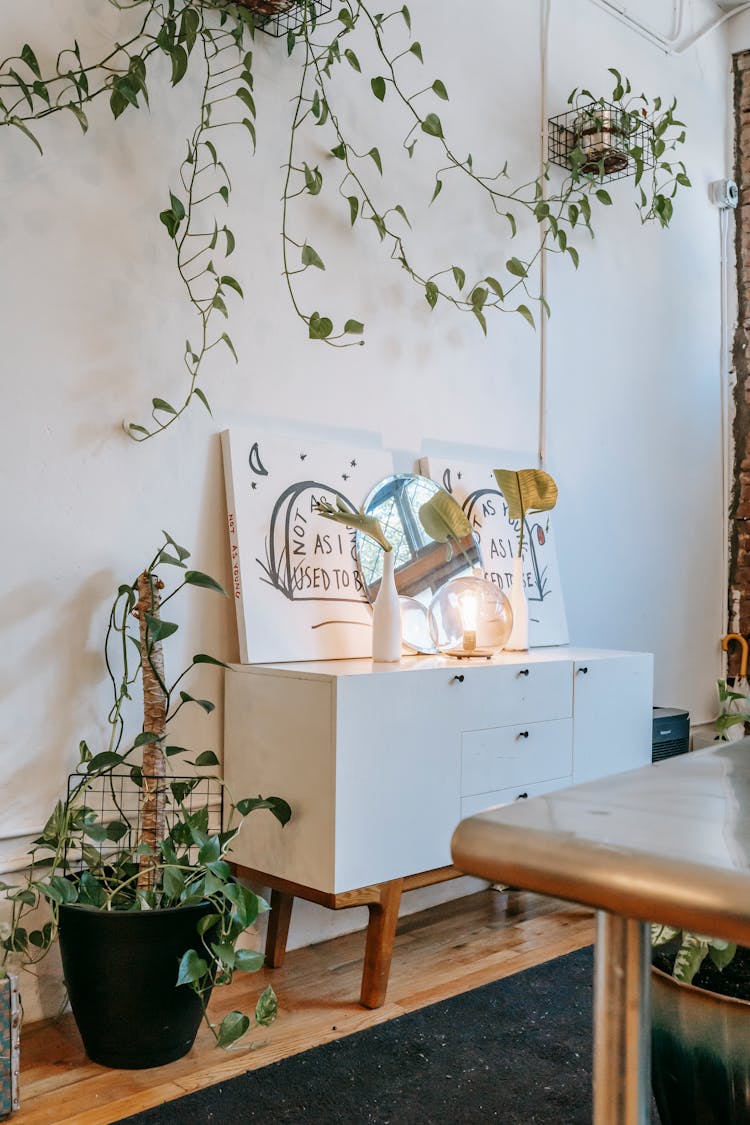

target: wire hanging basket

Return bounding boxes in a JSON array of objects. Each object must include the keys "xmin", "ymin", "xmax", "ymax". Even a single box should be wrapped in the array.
[
  {"xmin": 548, "ymin": 100, "xmax": 654, "ymax": 182},
  {"xmin": 233, "ymin": 0, "xmax": 332, "ymax": 37}
]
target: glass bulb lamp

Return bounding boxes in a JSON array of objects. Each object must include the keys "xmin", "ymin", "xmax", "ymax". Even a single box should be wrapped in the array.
[{"xmin": 427, "ymin": 576, "xmax": 513, "ymax": 658}]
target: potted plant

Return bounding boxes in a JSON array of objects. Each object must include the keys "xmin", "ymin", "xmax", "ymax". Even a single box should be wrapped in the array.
[
  {"xmin": 571, "ymin": 103, "xmax": 631, "ymax": 176},
  {"xmin": 0, "ymin": 531, "xmax": 290, "ymax": 1069},
  {"xmin": 651, "ymin": 923, "xmax": 750, "ymax": 1124},
  {"xmin": 0, "ymin": 8, "xmax": 689, "ymax": 440},
  {"xmin": 714, "ymin": 678, "xmax": 750, "ymax": 741}
]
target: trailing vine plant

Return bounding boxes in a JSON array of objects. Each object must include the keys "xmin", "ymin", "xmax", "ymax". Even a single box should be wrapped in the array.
[{"xmin": 0, "ymin": 3, "xmax": 689, "ymax": 440}]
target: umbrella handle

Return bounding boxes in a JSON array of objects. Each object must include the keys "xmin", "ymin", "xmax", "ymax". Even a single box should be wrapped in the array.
[{"xmin": 722, "ymin": 633, "xmax": 749, "ymax": 679}]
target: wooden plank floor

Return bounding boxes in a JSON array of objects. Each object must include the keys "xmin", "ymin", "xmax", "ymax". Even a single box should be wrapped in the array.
[{"xmin": 15, "ymin": 889, "xmax": 594, "ymax": 1124}]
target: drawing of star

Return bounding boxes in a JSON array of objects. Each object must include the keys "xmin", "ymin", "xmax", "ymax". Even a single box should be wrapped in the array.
[
  {"xmin": 457, "ymin": 471, "xmax": 463, "ymax": 480},
  {"xmin": 350, "ymin": 459, "xmax": 357, "ymax": 467},
  {"xmin": 251, "ymin": 482, "xmax": 257, "ymax": 490},
  {"xmin": 342, "ymin": 473, "xmax": 349, "ymax": 481},
  {"xmin": 300, "ymin": 452, "xmax": 307, "ymax": 461}
]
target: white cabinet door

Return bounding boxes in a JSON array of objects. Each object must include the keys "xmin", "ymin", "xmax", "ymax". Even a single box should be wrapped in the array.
[
  {"xmin": 224, "ymin": 670, "xmax": 337, "ymax": 891},
  {"xmin": 572, "ymin": 654, "xmax": 653, "ymax": 783},
  {"xmin": 335, "ymin": 669, "xmax": 459, "ymax": 890}
]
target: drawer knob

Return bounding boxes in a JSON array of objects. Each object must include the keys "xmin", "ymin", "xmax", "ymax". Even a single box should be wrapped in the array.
[
  {"xmin": 452, "ymin": 674, "xmax": 465, "ymax": 684},
  {"xmin": 516, "ymin": 792, "xmax": 529, "ymax": 801},
  {"xmin": 577, "ymin": 666, "xmax": 589, "ymax": 675},
  {"xmin": 517, "ymin": 730, "xmax": 530, "ymax": 739},
  {"xmin": 518, "ymin": 668, "xmax": 530, "ymax": 677}
]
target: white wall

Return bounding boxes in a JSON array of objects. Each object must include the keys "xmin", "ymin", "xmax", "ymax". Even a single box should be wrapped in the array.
[
  {"xmin": 0, "ymin": 0, "xmax": 731, "ymax": 1016},
  {"xmin": 547, "ymin": 2, "xmax": 731, "ymax": 718},
  {"xmin": 727, "ymin": 8, "xmax": 750, "ymax": 52}
]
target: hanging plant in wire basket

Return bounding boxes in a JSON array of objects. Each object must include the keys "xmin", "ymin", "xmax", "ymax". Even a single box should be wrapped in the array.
[{"xmin": 0, "ymin": 6, "xmax": 690, "ymax": 439}]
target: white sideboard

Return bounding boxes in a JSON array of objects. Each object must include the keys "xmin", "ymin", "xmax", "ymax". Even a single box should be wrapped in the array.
[
  {"xmin": 224, "ymin": 646, "xmax": 652, "ymax": 1007},
  {"xmin": 224, "ymin": 647, "xmax": 653, "ymax": 895}
]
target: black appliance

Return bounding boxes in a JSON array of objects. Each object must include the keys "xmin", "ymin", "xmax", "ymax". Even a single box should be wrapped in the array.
[{"xmin": 652, "ymin": 707, "xmax": 690, "ymax": 763}]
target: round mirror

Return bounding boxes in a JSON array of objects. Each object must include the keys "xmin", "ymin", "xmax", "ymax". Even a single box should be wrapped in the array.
[{"xmin": 356, "ymin": 474, "xmax": 482, "ymax": 653}]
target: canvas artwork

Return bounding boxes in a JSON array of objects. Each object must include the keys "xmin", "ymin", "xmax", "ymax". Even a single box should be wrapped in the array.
[
  {"xmin": 222, "ymin": 429, "xmax": 394, "ymax": 663},
  {"xmin": 418, "ymin": 456, "xmax": 569, "ymax": 647}
]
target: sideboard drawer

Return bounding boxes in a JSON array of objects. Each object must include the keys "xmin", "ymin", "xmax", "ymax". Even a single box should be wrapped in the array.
[
  {"xmin": 461, "ymin": 775, "xmax": 571, "ymax": 819},
  {"xmin": 445, "ymin": 660, "xmax": 572, "ymax": 729},
  {"xmin": 460, "ymin": 718, "xmax": 573, "ymax": 796}
]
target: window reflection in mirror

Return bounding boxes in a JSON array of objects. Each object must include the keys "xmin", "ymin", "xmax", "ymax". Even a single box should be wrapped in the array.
[{"xmin": 357, "ymin": 474, "xmax": 481, "ymax": 604}]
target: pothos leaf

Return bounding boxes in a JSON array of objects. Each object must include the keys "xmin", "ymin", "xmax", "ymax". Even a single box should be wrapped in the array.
[
  {"xmin": 255, "ymin": 985, "xmax": 278, "ymax": 1027},
  {"xmin": 301, "ymin": 243, "xmax": 325, "ymax": 270},
  {"xmin": 9, "ymin": 116, "xmax": 43, "ymax": 155},
  {"xmin": 235, "ymin": 795, "xmax": 292, "ymax": 826},
  {"xmin": 176, "ymin": 948, "xmax": 209, "ymax": 986},
  {"xmin": 183, "ymin": 570, "xmax": 226, "ymax": 594},
  {"xmin": 425, "ymin": 280, "xmax": 439, "ymax": 309},
  {"xmin": 421, "ymin": 113, "xmax": 443, "ymax": 138},
  {"xmin": 216, "ymin": 1010, "xmax": 250, "ymax": 1047}
]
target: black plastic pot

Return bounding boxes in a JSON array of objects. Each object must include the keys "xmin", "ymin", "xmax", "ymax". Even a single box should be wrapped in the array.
[{"xmin": 58, "ymin": 900, "xmax": 212, "ymax": 1069}]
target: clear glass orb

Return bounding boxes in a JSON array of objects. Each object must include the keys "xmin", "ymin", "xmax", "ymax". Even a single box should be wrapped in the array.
[{"xmin": 427, "ymin": 576, "xmax": 513, "ymax": 658}]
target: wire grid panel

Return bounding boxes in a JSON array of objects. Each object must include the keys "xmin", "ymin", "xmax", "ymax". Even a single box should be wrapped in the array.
[
  {"xmin": 63, "ymin": 771, "xmax": 224, "ymax": 870},
  {"xmin": 548, "ymin": 100, "xmax": 655, "ymax": 182},
  {"xmin": 235, "ymin": 0, "xmax": 332, "ymax": 37}
]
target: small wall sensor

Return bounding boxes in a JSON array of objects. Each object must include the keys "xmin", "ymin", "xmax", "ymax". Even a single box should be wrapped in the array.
[{"xmin": 709, "ymin": 179, "xmax": 739, "ymax": 209}]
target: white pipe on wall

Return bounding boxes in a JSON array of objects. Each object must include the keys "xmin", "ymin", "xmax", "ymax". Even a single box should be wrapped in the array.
[
  {"xmin": 676, "ymin": 3, "xmax": 750, "ymax": 53},
  {"xmin": 588, "ymin": 0, "xmax": 750, "ymax": 54},
  {"xmin": 588, "ymin": 0, "xmax": 680, "ymax": 51},
  {"xmin": 538, "ymin": 0, "xmax": 552, "ymax": 469}
]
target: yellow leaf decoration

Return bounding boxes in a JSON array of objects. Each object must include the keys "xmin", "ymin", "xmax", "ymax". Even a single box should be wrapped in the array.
[
  {"xmin": 313, "ymin": 497, "xmax": 392, "ymax": 552},
  {"xmin": 493, "ymin": 468, "xmax": 558, "ymax": 556},
  {"xmin": 418, "ymin": 489, "xmax": 472, "ymax": 544}
]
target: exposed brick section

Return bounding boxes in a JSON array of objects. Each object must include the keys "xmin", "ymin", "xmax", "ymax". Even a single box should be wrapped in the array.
[{"xmin": 730, "ymin": 53, "xmax": 750, "ymax": 671}]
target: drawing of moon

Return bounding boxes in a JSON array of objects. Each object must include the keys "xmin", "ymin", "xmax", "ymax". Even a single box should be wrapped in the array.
[
  {"xmin": 442, "ymin": 468, "xmax": 452, "ymax": 493},
  {"xmin": 248, "ymin": 442, "xmax": 269, "ymax": 476}
]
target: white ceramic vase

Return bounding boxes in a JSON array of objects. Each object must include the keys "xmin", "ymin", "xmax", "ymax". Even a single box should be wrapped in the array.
[
  {"xmin": 372, "ymin": 550, "xmax": 402, "ymax": 663},
  {"xmin": 505, "ymin": 556, "xmax": 529, "ymax": 651}
]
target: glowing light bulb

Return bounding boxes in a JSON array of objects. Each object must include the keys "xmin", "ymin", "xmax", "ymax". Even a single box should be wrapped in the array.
[
  {"xmin": 458, "ymin": 589, "xmax": 480, "ymax": 653},
  {"xmin": 428, "ymin": 576, "xmax": 513, "ymax": 658}
]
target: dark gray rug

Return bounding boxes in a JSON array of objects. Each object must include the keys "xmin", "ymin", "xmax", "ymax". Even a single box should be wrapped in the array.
[{"xmin": 116, "ymin": 946, "xmax": 636, "ymax": 1124}]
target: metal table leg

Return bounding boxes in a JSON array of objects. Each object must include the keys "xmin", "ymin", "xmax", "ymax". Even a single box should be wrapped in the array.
[{"xmin": 593, "ymin": 911, "xmax": 651, "ymax": 1125}]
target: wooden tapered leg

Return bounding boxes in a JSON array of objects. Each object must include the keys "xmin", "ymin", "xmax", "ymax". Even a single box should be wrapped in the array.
[
  {"xmin": 265, "ymin": 889, "xmax": 294, "ymax": 968},
  {"xmin": 359, "ymin": 879, "xmax": 403, "ymax": 1008}
]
